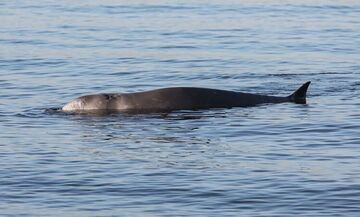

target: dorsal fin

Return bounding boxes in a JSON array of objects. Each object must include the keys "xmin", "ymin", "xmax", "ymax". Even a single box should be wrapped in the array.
[{"xmin": 288, "ymin": 81, "xmax": 311, "ymax": 104}]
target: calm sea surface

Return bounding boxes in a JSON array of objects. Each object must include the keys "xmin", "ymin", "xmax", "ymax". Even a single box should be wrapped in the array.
[{"xmin": 1, "ymin": 1, "xmax": 360, "ymax": 216}]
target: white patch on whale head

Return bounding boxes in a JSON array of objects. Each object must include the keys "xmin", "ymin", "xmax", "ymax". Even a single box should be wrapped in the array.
[{"xmin": 62, "ymin": 98, "xmax": 85, "ymax": 111}]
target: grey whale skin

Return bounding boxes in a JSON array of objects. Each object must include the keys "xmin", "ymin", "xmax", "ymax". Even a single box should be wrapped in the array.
[{"xmin": 62, "ymin": 81, "xmax": 311, "ymax": 113}]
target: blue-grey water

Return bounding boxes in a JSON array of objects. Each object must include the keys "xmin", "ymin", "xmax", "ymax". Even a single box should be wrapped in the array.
[{"xmin": 1, "ymin": 1, "xmax": 360, "ymax": 216}]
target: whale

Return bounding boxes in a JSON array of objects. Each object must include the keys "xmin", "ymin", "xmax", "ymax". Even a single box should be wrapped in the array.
[{"xmin": 61, "ymin": 81, "xmax": 311, "ymax": 113}]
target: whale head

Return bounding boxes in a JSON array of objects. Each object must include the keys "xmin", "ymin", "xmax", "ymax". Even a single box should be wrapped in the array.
[{"xmin": 62, "ymin": 94, "xmax": 112, "ymax": 111}]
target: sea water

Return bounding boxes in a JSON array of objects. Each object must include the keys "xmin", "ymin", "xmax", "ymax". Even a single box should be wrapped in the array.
[{"xmin": 1, "ymin": 1, "xmax": 360, "ymax": 216}]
